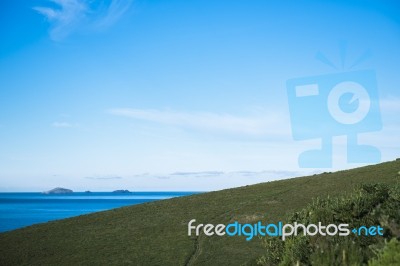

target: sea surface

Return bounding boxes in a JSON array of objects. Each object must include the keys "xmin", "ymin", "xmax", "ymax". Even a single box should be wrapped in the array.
[{"xmin": 0, "ymin": 192, "xmax": 197, "ymax": 232}]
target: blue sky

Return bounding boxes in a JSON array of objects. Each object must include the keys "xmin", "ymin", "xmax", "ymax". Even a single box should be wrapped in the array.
[{"xmin": 0, "ymin": 0, "xmax": 399, "ymax": 191}]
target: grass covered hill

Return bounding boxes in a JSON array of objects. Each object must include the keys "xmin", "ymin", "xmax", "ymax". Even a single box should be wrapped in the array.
[{"xmin": 1, "ymin": 160, "xmax": 399, "ymax": 265}]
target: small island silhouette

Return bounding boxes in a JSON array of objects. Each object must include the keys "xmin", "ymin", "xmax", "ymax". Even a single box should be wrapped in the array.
[
  {"xmin": 42, "ymin": 188, "xmax": 133, "ymax": 194},
  {"xmin": 43, "ymin": 187, "xmax": 73, "ymax": 194},
  {"xmin": 112, "ymin": 190, "xmax": 131, "ymax": 193}
]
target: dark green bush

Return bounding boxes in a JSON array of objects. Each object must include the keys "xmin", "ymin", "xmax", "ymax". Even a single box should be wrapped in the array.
[
  {"xmin": 368, "ymin": 238, "xmax": 400, "ymax": 266},
  {"xmin": 257, "ymin": 183, "xmax": 400, "ymax": 266}
]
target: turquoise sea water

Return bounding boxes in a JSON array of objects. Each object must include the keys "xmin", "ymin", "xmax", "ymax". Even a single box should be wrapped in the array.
[{"xmin": 0, "ymin": 192, "xmax": 196, "ymax": 232}]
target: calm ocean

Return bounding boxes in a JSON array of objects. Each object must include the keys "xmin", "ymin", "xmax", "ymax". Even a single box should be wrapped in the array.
[{"xmin": 0, "ymin": 192, "xmax": 196, "ymax": 232}]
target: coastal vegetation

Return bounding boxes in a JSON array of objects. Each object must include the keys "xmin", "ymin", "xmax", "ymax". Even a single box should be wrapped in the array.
[{"xmin": 0, "ymin": 160, "xmax": 399, "ymax": 265}]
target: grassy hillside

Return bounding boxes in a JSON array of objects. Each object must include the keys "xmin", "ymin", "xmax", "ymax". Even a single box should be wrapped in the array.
[{"xmin": 1, "ymin": 160, "xmax": 399, "ymax": 265}]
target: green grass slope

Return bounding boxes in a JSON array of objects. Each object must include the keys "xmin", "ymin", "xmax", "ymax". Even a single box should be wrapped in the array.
[{"xmin": 1, "ymin": 160, "xmax": 399, "ymax": 266}]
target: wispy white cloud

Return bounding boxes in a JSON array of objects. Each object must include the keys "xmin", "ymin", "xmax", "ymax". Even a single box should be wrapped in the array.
[
  {"xmin": 378, "ymin": 96, "xmax": 400, "ymax": 132},
  {"xmin": 108, "ymin": 108, "xmax": 290, "ymax": 136},
  {"xmin": 33, "ymin": 0, "xmax": 132, "ymax": 40},
  {"xmin": 94, "ymin": 0, "xmax": 132, "ymax": 28},
  {"xmin": 34, "ymin": 0, "xmax": 87, "ymax": 40},
  {"xmin": 84, "ymin": 175, "xmax": 123, "ymax": 180},
  {"xmin": 380, "ymin": 97, "xmax": 400, "ymax": 113},
  {"xmin": 104, "ymin": 170, "xmax": 317, "ymax": 191},
  {"xmin": 168, "ymin": 170, "xmax": 308, "ymax": 179},
  {"xmin": 52, "ymin": 121, "xmax": 74, "ymax": 128},
  {"xmin": 171, "ymin": 171, "xmax": 225, "ymax": 177}
]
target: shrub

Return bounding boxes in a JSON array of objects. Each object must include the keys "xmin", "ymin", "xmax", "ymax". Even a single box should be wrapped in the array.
[
  {"xmin": 368, "ymin": 238, "xmax": 400, "ymax": 266},
  {"xmin": 257, "ymin": 183, "xmax": 400, "ymax": 266}
]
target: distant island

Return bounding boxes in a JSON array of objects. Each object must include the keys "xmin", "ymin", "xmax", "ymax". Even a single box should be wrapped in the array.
[
  {"xmin": 41, "ymin": 188, "xmax": 132, "ymax": 194},
  {"xmin": 43, "ymin": 187, "xmax": 73, "ymax": 194},
  {"xmin": 112, "ymin": 190, "xmax": 131, "ymax": 193}
]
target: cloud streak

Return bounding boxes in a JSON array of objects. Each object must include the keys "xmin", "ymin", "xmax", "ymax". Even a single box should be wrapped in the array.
[
  {"xmin": 33, "ymin": 0, "xmax": 132, "ymax": 40},
  {"xmin": 168, "ymin": 170, "xmax": 309, "ymax": 179},
  {"xmin": 52, "ymin": 121, "xmax": 74, "ymax": 128},
  {"xmin": 108, "ymin": 108, "xmax": 290, "ymax": 136},
  {"xmin": 94, "ymin": 0, "xmax": 132, "ymax": 28},
  {"xmin": 380, "ymin": 97, "xmax": 400, "ymax": 113},
  {"xmin": 34, "ymin": 0, "xmax": 87, "ymax": 40},
  {"xmin": 84, "ymin": 175, "xmax": 123, "ymax": 180},
  {"xmin": 101, "ymin": 170, "xmax": 318, "ymax": 191},
  {"xmin": 171, "ymin": 171, "xmax": 224, "ymax": 177}
]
